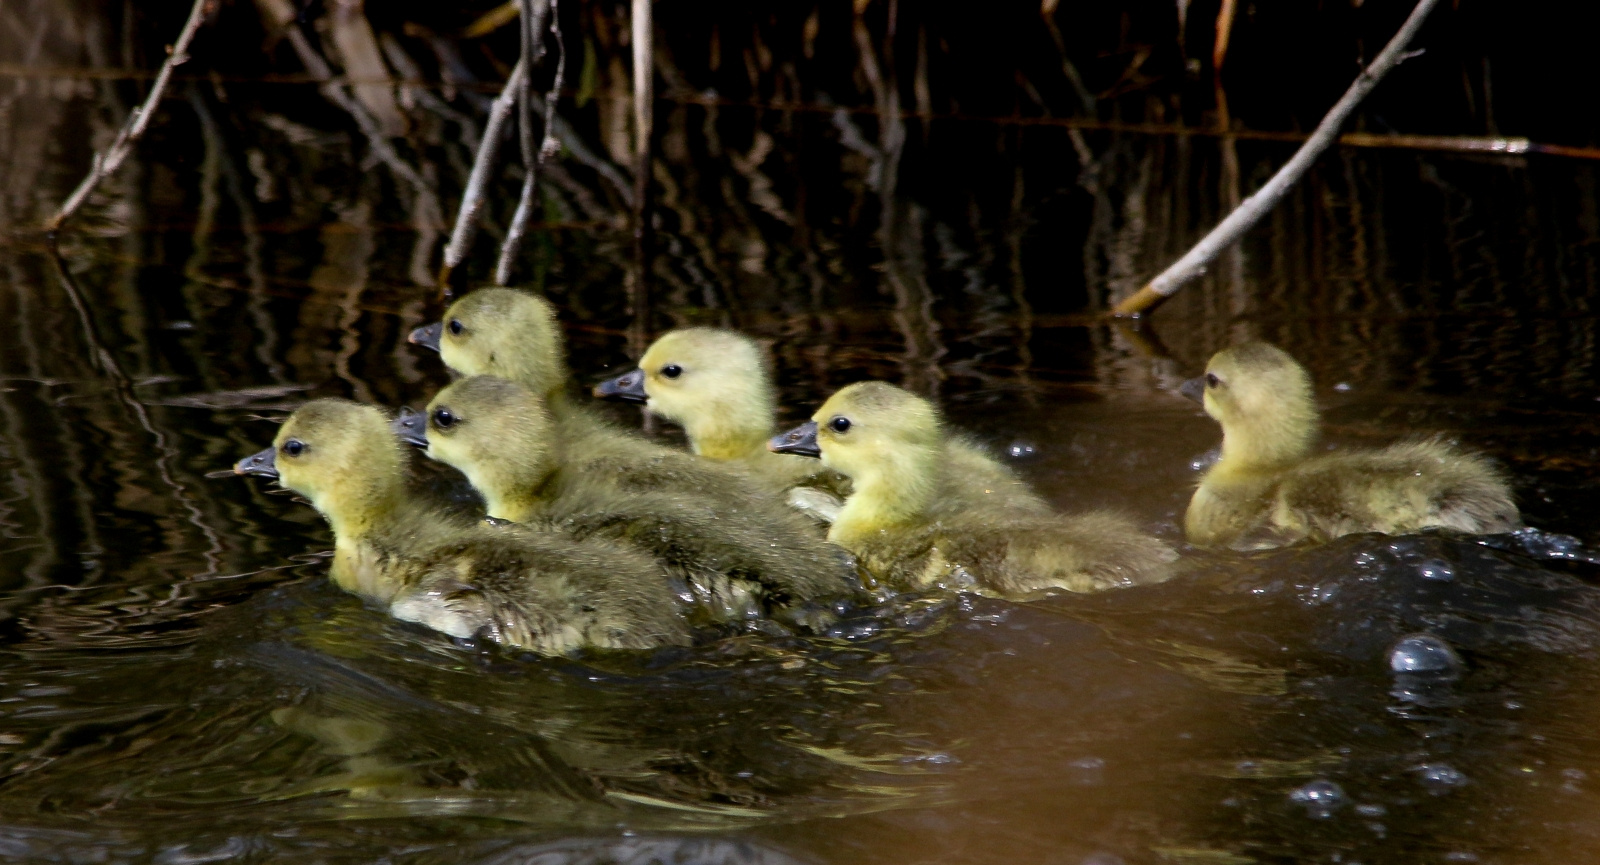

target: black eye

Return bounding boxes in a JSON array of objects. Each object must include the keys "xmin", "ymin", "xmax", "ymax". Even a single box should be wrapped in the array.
[
  {"xmin": 1205, "ymin": 373, "xmax": 1221, "ymax": 388},
  {"xmin": 829, "ymin": 416, "xmax": 852, "ymax": 434},
  {"xmin": 432, "ymin": 408, "xmax": 457, "ymax": 429},
  {"xmin": 448, "ymin": 319, "xmax": 464, "ymax": 336},
  {"xmin": 283, "ymin": 439, "xmax": 305, "ymax": 457},
  {"xmin": 660, "ymin": 364, "xmax": 683, "ymax": 379}
]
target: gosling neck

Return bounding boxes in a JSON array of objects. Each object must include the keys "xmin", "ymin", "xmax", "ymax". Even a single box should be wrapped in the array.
[
  {"xmin": 461, "ymin": 446, "xmax": 560, "ymax": 524},
  {"xmin": 828, "ymin": 442, "xmax": 940, "ymax": 547},
  {"xmin": 312, "ymin": 465, "xmax": 407, "ymax": 548},
  {"xmin": 1215, "ymin": 413, "xmax": 1318, "ymax": 476},
  {"xmin": 684, "ymin": 411, "xmax": 771, "ymax": 461}
]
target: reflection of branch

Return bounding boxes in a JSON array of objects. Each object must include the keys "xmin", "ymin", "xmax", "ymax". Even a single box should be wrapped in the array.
[
  {"xmin": 1111, "ymin": 0, "xmax": 1442, "ymax": 317},
  {"xmin": 45, "ymin": 0, "xmax": 210, "ymax": 233},
  {"xmin": 439, "ymin": 59, "xmax": 526, "ymax": 291},
  {"xmin": 45, "ymin": 252, "xmax": 224, "ymax": 577}
]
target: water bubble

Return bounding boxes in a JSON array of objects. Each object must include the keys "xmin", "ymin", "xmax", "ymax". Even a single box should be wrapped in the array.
[
  {"xmin": 1289, "ymin": 779, "xmax": 1347, "ymax": 818},
  {"xmin": 1416, "ymin": 763, "xmax": 1469, "ymax": 793},
  {"xmin": 1333, "ymin": 382, "xmax": 1353, "ymax": 392},
  {"xmin": 1007, "ymin": 442, "xmax": 1038, "ymax": 459},
  {"xmin": 1068, "ymin": 756, "xmax": 1106, "ymax": 785},
  {"xmin": 1416, "ymin": 559, "xmax": 1455, "ymax": 581},
  {"xmin": 1388, "ymin": 634, "xmax": 1462, "ymax": 674},
  {"xmin": 1355, "ymin": 803, "xmax": 1387, "ymax": 817}
]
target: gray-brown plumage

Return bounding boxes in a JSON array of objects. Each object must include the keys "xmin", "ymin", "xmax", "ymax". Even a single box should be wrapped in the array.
[
  {"xmin": 772, "ymin": 382, "xmax": 1178, "ymax": 598},
  {"xmin": 410, "ymin": 376, "xmax": 861, "ymax": 628},
  {"xmin": 1182, "ymin": 342, "xmax": 1521, "ymax": 550},
  {"xmin": 234, "ymin": 399, "xmax": 690, "ymax": 654}
]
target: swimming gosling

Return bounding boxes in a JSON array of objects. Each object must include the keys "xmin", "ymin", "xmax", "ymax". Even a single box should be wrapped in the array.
[
  {"xmin": 403, "ymin": 376, "xmax": 861, "ymax": 626},
  {"xmin": 235, "ymin": 399, "xmax": 689, "ymax": 653},
  {"xmin": 592, "ymin": 327, "xmax": 850, "ymax": 520},
  {"xmin": 771, "ymin": 381, "xmax": 1177, "ymax": 598},
  {"xmin": 1180, "ymin": 342, "xmax": 1520, "ymax": 549}
]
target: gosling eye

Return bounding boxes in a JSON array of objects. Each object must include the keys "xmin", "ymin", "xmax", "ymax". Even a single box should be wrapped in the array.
[
  {"xmin": 829, "ymin": 416, "xmax": 852, "ymax": 434},
  {"xmin": 660, "ymin": 364, "xmax": 683, "ymax": 379},
  {"xmin": 1205, "ymin": 373, "xmax": 1221, "ymax": 388},
  {"xmin": 431, "ymin": 408, "xmax": 458, "ymax": 430},
  {"xmin": 282, "ymin": 439, "xmax": 306, "ymax": 457},
  {"xmin": 447, "ymin": 319, "xmax": 464, "ymax": 336}
]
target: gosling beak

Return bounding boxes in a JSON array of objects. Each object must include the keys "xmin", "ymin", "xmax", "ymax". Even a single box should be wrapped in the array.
[
  {"xmin": 593, "ymin": 369, "xmax": 648, "ymax": 403},
  {"xmin": 234, "ymin": 446, "xmax": 278, "ymax": 478},
  {"xmin": 1178, "ymin": 376, "xmax": 1207, "ymax": 405},
  {"xmin": 391, "ymin": 407, "xmax": 429, "ymax": 447},
  {"xmin": 769, "ymin": 421, "xmax": 821, "ymax": 458},
  {"xmin": 409, "ymin": 322, "xmax": 443, "ymax": 353}
]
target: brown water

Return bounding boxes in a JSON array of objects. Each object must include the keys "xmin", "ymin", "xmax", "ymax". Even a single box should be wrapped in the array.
[{"xmin": 5, "ymin": 1, "xmax": 1600, "ymax": 862}]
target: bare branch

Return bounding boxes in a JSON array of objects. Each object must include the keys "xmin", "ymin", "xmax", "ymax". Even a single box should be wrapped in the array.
[
  {"xmin": 439, "ymin": 58, "xmax": 527, "ymax": 289},
  {"xmin": 1111, "ymin": 0, "xmax": 1443, "ymax": 317},
  {"xmin": 46, "ymin": 0, "xmax": 211, "ymax": 233},
  {"xmin": 495, "ymin": 0, "xmax": 559, "ymax": 286}
]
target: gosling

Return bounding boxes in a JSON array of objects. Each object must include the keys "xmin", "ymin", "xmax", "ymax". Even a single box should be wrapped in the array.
[
  {"xmin": 235, "ymin": 399, "xmax": 690, "ymax": 654},
  {"xmin": 771, "ymin": 381, "xmax": 1177, "ymax": 598},
  {"xmin": 592, "ymin": 327, "xmax": 851, "ymax": 520},
  {"xmin": 1180, "ymin": 342, "xmax": 1520, "ymax": 549},
  {"xmin": 400, "ymin": 376, "xmax": 861, "ymax": 627}
]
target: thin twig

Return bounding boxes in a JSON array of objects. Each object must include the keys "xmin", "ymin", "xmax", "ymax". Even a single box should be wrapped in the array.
[
  {"xmin": 495, "ymin": 0, "xmax": 559, "ymax": 285},
  {"xmin": 1111, "ymin": 0, "xmax": 1443, "ymax": 317},
  {"xmin": 45, "ymin": 0, "xmax": 211, "ymax": 233},
  {"xmin": 439, "ymin": 58, "xmax": 527, "ymax": 291},
  {"xmin": 631, "ymin": 0, "xmax": 654, "ymax": 246}
]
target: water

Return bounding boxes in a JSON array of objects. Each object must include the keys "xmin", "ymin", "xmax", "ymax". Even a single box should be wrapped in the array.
[{"xmin": 4, "ymin": 0, "xmax": 1600, "ymax": 862}]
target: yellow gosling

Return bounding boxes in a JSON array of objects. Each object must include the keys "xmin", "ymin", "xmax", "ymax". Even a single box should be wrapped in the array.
[
  {"xmin": 235, "ymin": 399, "xmax": 689, "ymax": 653},
  {"xmin": 593, "ymin": 327, "xmax": 851, "ymax": 519},
  {"xmin": 1181, "ymin": 342, "xmax": 1521, "ymax": 549},
  {"xmin": 771, "ymin": 381, "xmax": 1177, "ymax": 598},
  {"xmin": 409, "ymin": 376, "xmax": 861, "ymax": 626}
]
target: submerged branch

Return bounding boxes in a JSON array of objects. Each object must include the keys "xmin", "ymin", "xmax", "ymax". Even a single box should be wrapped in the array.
[
  {"xmin": 45, "ymin": 0, "xmax": 211, "ymax": 233},
  {"xmin": 1110, "ymin": 0, "xmax": 1443, "ymax": 317}
]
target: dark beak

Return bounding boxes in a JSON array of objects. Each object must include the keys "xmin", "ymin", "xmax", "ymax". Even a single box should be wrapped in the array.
[
  {"xmin": 769, "ymin": 421, "xmax": 821, "ymax": 458},
  {"xmin": 391, "ymin": 407, "xmax": 429, "ymax": 447},
  {"xmin": 234, "ymin": 446, "xmax": 278, "ymax": 478},
  {"xmin": 409, "ymin": 322, "xmax": 443, "ymax": 353},
  {"xmin": 1179, "ymin": 376, "xmax": 1207, "ymax": 405},
  {"xmin": 593, "ymin": 369, "xmax": 648, "ymax": 403}
]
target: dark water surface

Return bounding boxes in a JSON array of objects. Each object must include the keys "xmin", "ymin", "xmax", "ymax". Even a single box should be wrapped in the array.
[{"xmin": 5, "ymin": 1, "xmax": 1600, "ymax": 862}]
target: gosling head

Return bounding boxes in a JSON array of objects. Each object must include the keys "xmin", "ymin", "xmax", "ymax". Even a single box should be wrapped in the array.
[
  {"xmin": 409, "ymin": 288, "xmax": 568, "ymax": 402},
  {"xmin": 235, "ymin": 399, "xmax": 406, "ymax": 539},
  {"xmin": 596, "ymin": 328, "xmax": 776, "ymax": 459},
  {"xmin": 419, "ymin": 375, "xmax": 561, "ymax": 522},
  {"xmin": 774, "ymin": 381, "xmax": 941, "ymax": 488},
  {"xmin": 1182, "ymin": 342, "xmax": 1318, "ymax": 468}
]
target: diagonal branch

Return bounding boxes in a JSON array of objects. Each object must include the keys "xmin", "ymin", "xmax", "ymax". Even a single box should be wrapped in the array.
[
  {"xmin": 439, "ymin": 58, "xmax": 527, "ymax": 291},
  {"xmin": 1110, "ymin": 0, "xmax": 1443, "ymax": 317},
  {"xmin": 46, "ymin": 0, "xmax": 211, "ymax": 233},
  {"xmin": 495, "ymin": 0, "xmax": 565, "ymax": 286}
]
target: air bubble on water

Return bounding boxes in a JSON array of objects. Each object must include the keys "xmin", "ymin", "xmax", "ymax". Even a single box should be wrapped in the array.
[
  {"xmin": 1388, "ymin": 634, "xmax": 1462, "ymax": 674},
  {"xmin": 1069, "ymin": 756, "xmax": 1106, "ymax": 785},
  {"xmin": 1416, "ymin": 559, "xmax": 1454, "ymax": 581},
  {"xmin": 1289, "ymin": 779, "xmax": 1347, "ymax": 818},
  {"xmin": 1353, "ymin": 551, "xmax": 1378, "ymax": 568},
  {"xmin": 1007, "ymin": 442, "xmax": 1038, "ymax": 459},
  {"xmin": 1355, "ymin": 803, "xmax": 1387, "ymax": 817},
  {"xmin": 1333, "ymin": 382, "xmax": 1352, "ymax": 392},
  {"xmin": 1416, "ymin": 763, "xmax": 1468, "ymax": 793}
]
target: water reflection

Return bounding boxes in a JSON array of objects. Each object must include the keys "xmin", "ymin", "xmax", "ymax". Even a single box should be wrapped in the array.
[{"xmin": 5, "ymin": 0, "xmax": 1600, "ymax": 862}]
